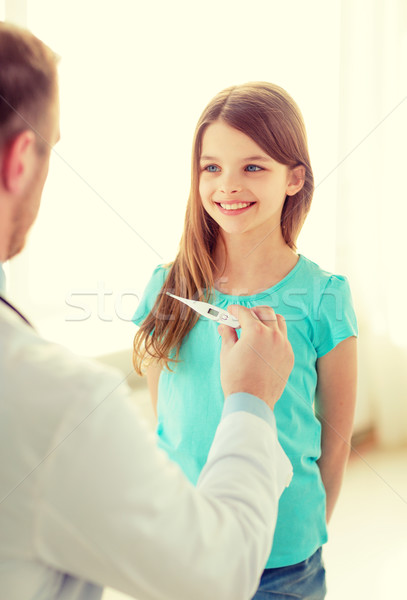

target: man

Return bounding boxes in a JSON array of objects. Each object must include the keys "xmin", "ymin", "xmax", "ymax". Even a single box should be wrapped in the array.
[{"xmin": 0, "ymin": 22, "xmax": 293, "ymax": 600}]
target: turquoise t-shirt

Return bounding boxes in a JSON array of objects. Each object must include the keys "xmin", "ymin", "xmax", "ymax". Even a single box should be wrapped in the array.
[{"xmin": 133, "ymin": 255, "xmax": 358, "ymax": 568}]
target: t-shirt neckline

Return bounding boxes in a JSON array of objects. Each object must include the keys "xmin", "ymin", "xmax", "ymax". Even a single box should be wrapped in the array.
[{"xmin": 213, "ymin": 254, "xmax": 304, "ymax": 302}]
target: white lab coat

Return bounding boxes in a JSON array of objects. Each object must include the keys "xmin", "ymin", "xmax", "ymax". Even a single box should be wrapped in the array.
[{"xmin": 0, "ymin": 300, "xmax": 292, "ymax": 600}]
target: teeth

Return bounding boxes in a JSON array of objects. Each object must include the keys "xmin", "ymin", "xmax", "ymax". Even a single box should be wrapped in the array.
[{"xmin": 220, "ymin": 202, "xmax": 251, "ymax": 210}]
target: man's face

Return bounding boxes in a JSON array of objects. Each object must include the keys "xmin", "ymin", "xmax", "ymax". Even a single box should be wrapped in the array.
[{"xmin": 8, "ymin": 89, "xmax": 60, "ymax": 260}]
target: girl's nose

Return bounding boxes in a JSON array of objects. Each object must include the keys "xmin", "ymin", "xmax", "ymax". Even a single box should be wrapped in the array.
[{"xmin": 218, "ymin": 175, "xmax": 242, "ymax": 194}]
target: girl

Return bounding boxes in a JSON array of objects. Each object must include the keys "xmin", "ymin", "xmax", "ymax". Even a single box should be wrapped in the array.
[{"xmin": 133, "ymin": 82, "xmax": 357, "ymax": 599}]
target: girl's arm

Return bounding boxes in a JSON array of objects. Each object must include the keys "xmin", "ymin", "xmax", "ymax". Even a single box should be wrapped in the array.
[
  {"xmin": 315, "ymin": 336, "xmax": 357, "ymax": 523},
  {"xmin": 146, "ymin": 362, "xmax": 162, "ymax": 416}
]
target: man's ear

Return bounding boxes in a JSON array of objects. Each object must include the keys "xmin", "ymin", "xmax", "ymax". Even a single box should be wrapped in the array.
[
  {"xmin": 286, "ymin": 165, "xmax": 306, "ymax": 197},
  {"xmin": 2, "ymin": 130, "xmax": 37, "ymax": 194}
]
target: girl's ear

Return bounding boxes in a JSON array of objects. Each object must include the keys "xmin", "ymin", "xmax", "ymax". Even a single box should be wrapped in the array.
[
  {"xmin": 286, "ymin": 165, "xmax": 306, "ymax": 197},
  {"xmin": 2, "ymin": 130, "xmax": 36, "ymax": 194}
]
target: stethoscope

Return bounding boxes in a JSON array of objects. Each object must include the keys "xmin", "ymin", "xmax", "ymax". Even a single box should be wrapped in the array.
[{"xmin": 0, "ymin": 295, "xmax": 33, "ymax": 328}]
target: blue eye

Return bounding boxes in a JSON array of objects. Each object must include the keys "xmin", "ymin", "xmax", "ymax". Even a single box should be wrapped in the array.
[
  {"xmin": 245, "ymin": 164, "xmax": 262, "ymax": 172},
  {"xmin": 205, "ymin": 164, "xmax": 220, "ymax": 172}
]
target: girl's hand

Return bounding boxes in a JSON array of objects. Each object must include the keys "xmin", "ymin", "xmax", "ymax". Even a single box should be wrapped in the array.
[{"xmin": 219, "ymin": 305, "xmax": 294, "ymax": 410}]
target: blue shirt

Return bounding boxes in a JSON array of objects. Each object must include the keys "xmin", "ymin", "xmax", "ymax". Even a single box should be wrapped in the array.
[{"xmin": 133, "ymin": 255, "xmax": 358, "ymax": 568}]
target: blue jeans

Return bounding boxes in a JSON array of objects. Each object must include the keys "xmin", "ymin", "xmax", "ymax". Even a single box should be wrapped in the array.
[{"xmin": 251, "ymin": 547, "xmax": 327, "ymax": 599}]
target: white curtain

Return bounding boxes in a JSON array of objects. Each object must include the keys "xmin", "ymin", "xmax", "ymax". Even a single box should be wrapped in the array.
[{"xmin": 337, "ymin": 0, "xmax": 407, "ymax": 446}]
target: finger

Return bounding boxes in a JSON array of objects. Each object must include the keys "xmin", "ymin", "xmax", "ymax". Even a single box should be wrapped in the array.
[
  {"xmin": 227, "ymin": 304, "xmax": 253, "ymax": 327},
  {"xmin": 226, "ymin": 304, "xmax": 240, "ymax": 319},
  {"xmin": 276, "ymin": 313, "xmax": 288, "ymax": 336},
  {"xmin": 250, "ymin": 305, "xmax": 277, "ymax": 325},
  {"xmin": 218, "ymin": 323, "xmax": 238, "ymax": 348},
  {"xmin": 227, "ymin": 305, "xmax": 271, "ymax": 333}
]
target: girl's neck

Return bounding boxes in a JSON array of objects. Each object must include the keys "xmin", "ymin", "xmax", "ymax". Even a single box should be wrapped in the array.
[{"xmin": 213, "ymin": 230, "xmax": 298, "ymax": 296}]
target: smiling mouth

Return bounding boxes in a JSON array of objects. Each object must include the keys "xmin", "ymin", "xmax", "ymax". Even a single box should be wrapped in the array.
[{"xmin": 215, "ymin": 201, "xmax": 255, "ymax": 211}]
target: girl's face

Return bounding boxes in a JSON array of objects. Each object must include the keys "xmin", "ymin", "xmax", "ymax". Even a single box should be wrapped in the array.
[{"xmin": 199, "ymin": 119, "xmax": 303, "ymax": 239}]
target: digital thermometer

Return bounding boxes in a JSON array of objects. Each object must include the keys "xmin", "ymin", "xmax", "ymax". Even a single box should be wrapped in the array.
[{"xmin": 166, "ymin": 292, "xmax": 240, "ymax": 328}]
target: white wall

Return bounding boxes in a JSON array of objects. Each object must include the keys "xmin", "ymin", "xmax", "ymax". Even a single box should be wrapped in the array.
[
  {"xmin": 336, "ymin": 0, "xmax": 407, "ymax": 445},
  {"xmin": 6, "ymin": 0, "xmax": 342, "ymax": 356}
]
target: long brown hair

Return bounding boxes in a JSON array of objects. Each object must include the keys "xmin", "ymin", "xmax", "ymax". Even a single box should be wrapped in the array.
[{"xmin": 133, "ymin": 82, "xmax": 314, "ymax": 374}]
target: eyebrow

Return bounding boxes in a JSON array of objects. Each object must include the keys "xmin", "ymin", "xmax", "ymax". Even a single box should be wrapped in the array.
[{"xmin": 200, "ymin": 154, "xmax": 272, "ymax": 162}]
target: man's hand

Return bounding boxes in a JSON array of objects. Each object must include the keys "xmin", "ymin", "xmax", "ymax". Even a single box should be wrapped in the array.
[{"xmin": 219, "ymin": 305, "xmax": 294, "ymax": 411}]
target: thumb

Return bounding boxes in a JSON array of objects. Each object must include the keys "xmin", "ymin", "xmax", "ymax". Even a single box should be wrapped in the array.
[{"xmin": 218, "ymin": 324, "xmax": 238, "ymax": 350}]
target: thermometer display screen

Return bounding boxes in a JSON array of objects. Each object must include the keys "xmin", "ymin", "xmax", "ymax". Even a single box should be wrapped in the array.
[{"xmin": 207, "ymin": 308, "xmax": 219, "ymax": 317}]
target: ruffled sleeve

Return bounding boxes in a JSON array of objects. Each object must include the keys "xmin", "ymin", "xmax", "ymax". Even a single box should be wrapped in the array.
[
  {"xmin": 132, "ymin": 265, "xmax": 168, "ymax": 327},
  {"xmin": 314, "ymin": 275, "xmax": 358, "ymax": 357}
]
